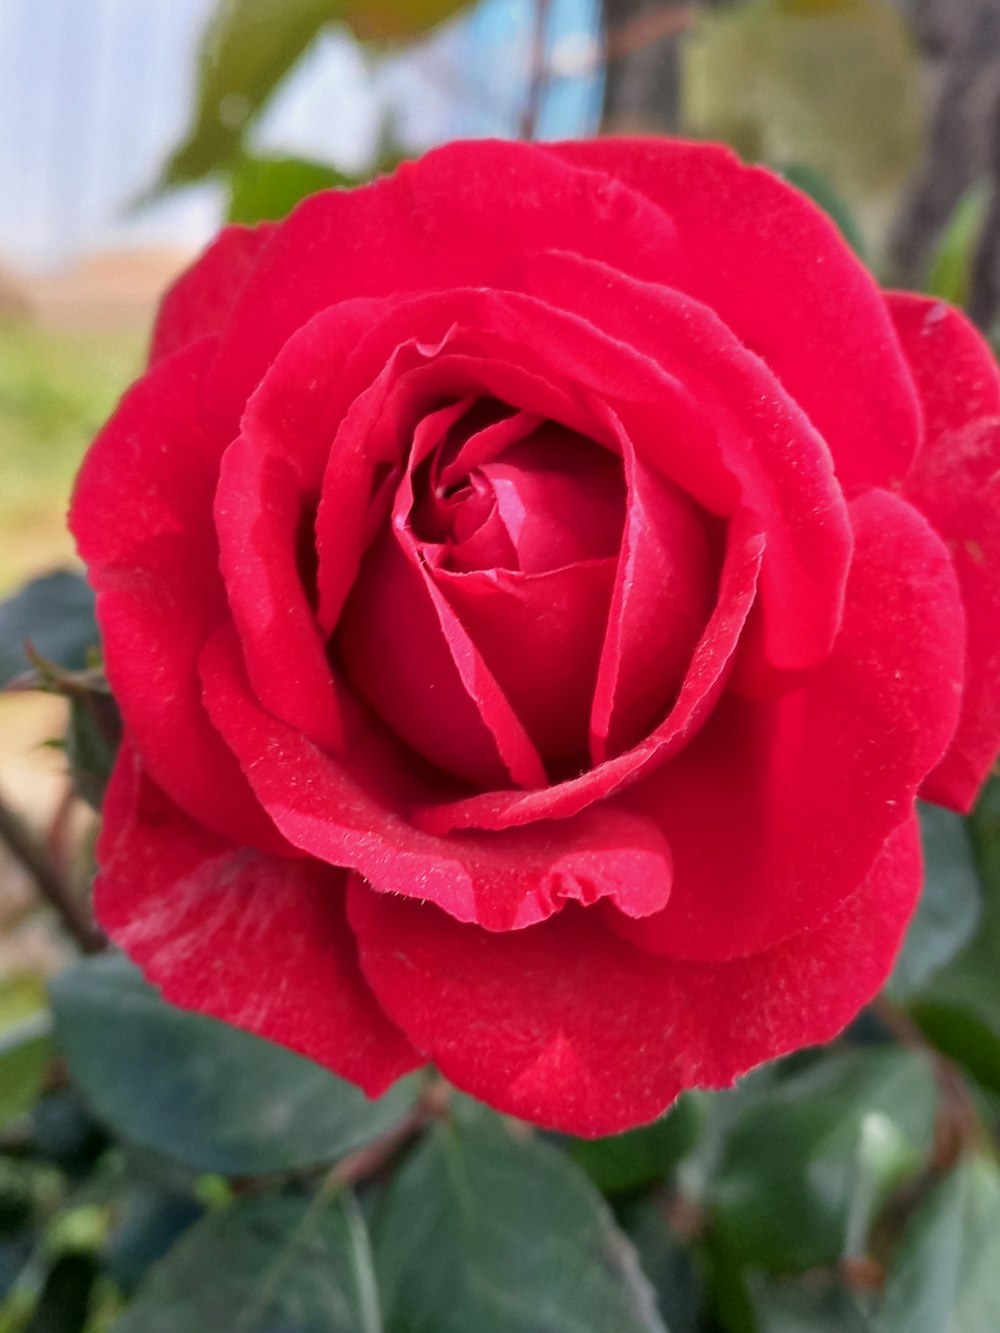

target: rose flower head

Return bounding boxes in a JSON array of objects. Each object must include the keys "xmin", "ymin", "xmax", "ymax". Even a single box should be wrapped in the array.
[{"xmin": 71, "ymin": 139, "xmax": 1000, "ymax": 1136}]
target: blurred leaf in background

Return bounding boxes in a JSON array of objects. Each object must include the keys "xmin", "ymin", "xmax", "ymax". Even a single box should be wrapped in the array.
[
  {"xmin": 164, "ymin": 0, "xmax": 471, "ymax": 188},
  {"xmin": 684, "ymin": 0, "xmax": 923, "ymax": 249}
]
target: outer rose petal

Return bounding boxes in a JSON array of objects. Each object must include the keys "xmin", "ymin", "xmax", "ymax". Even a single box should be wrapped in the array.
[
  {"xmin": 889, "ymin": 292, "xmax": 1000, "ymax": 811},
  {"xmin": 149, "ymin": 222, "xmax": 276, "ymax": 366},
  {"xmin": 615, "ymin": 488, "xmax": 964, "ymax": 961},
  {"xmin": 69, "ymin": 337, "xmax": 285, "ymax": 853},
  {"xmin": 549, "ymin": 138, "xmax": 920, "ymax": 493},
  {"xmin": 206, "ymin": 140, "xmax": 684, "ymax": 423},
  {"xmin": 348, "ymin": 818, "xmax": 921, "ymax": 1136},
  {"xmin": 97, "ymin": 741, "xmax": 419, "ymax": 1095}
]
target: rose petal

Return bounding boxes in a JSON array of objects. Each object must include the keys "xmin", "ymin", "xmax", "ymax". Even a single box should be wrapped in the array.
[
  {"xmin": 97, "ymin": 741, "xmax": 418, "ymax": 1094},
  {"xmin": 199, "ymin": 623, "xmax": 673, "ymax": 931},
  {"xmin": 206, "ymin": 140, "xmax": 684, "ymax": 423},
  {"xmin": 433, "ymin": 559, "xmax": 618, "ymax": 766},
  {"xmin": 549, "ymin": 138, "xmax": 921, "ymax": 493},
  {"xmin": 338, "ymin": 519, "xmax": 548, "ymax": 790},
  {"xmin": 347, "ymin": 816, "xmax": 921, "ymax": 1136},
  {"xmin": 590, "ymin": 440, "xmax": 716, "ymax": 763},
  {"xmin": 419, "ymin": 512, "xmax": 765, "ymax": 831},
  {"xmin": 615, "ymin": 487, "xmax": 964, "ymax": 961},
  {"xmin": 149, "ymin": 222, "xmax": 276, "ymax": 367},
  {"xmin": 890, "ymin": 292, "xmax": 1000, "ymax": 811},
  {"xmin": 69, "ymin": 337, "xmax": 284, "ymax": 851},
  {"xmin": 517, "ymin": 250, "xmax": 853, "ymax": 676}
]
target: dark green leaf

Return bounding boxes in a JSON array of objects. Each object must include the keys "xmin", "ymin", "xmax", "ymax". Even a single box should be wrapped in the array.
[
  {"xmin": 114, "ymin": 1192, "xmax": 378, "ymax": 1333},
  {"xmin": 567, "ymin": 1095, "xmax": 702, "ymax": 1196},
  {"xmin": 0, "ymin": 572, "xmax": 96, "ymax": 688},
  {"xmin": 103, "ymin": 1183, "xmax": 204, "ymax": 1292},
  {"xmin": 50, "ymin": 954, "xmax": 418, "ymax": 1175},
  {"xmin": 228, "ymin": 154, "xmax": 354, "ymax": 223},
  {"xmin": 374, "ymin": 1103, "xmax": 666, "ymax": 1332},
  {"xmin": 64, "ymin": 683, "xmax": 120, "ymax": 811},
  {"xmin": 886, "ymin": 804, "xmax": 982, "ymax": 1000},
  {"xmin": 749, "ymin": 1274, "xmax": 870, "ymax": 1333},
  {"xmin": 24, "ymin": 1252, "xmax": 99, "ymax": 1333},
  {"xmin": 876, "ymin": 1156, "xmax": 1000, "ymax": 1333},
  {"xmin": 708, "ymin": 1048, "xmax": 935, "ymax": 1271},
  {"xmin": 910, "ymin": 782, "xmax": 1000, "ymax": 1093},
  {"xmin": 619, "ymin": 1196, "xmax": 704, "ymax": 1333}
]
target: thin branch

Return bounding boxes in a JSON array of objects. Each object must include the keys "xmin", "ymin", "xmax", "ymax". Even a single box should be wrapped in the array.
[{"xmin": 0, "ymin": 788, "xmax": 103, "ymax": 954}]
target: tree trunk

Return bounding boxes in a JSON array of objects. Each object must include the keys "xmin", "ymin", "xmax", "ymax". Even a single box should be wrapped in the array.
[
  {"xmin": 888, "ymin": 0, "xmax": 1000, "ymax": 330},
  {"xmin": 599, "ymin": 0, "xmax": 696, "ymax": 135}
]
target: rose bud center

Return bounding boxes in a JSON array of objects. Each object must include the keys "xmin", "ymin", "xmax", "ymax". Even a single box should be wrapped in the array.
[{"xmin": 337, "ymin": 398, "xmax": 714, "ymax": 790}]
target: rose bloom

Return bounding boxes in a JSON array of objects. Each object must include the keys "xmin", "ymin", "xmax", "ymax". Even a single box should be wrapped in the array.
[{"xmin": 71, "ymin": 139, "xmax": 1000, "ymax": 1136}]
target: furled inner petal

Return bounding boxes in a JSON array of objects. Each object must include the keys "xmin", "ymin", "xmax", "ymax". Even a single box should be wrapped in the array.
[{"xmin": 342, "ymin": 387, "xmax": 632, "ymax": 778}]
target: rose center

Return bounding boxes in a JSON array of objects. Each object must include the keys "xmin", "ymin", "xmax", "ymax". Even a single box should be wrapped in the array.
[{"xmin": 410, "ymin": 404, "xmax": 626, "ymax": 575}]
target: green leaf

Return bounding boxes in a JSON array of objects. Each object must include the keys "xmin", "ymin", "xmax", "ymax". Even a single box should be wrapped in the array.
[
  {"xmin": 619, "ymin": 1196, "xmax": 704, "ymax": 1333},
  {"xmin": 63, "ymin": 682, "xmax": 120, "ymax": 811},
  {"xmin": 684, "ymin": 0, "xmax": 923, "ymax": 209},
  {"xmin": 749, "ymin": 1274, "xmax": 869, "ymax": 1332},
  {"xmin": 163, "ymin": 0, "xmax": 469, "ymax": 186},
  {"xmin": 925, "ymin": 187, "xmax": 990, "ymax": 307},
  {"xmin": 114, "ymin": 1191, "xmax": 379, "ymax": 1333},
  {"xmin": 228, "ymin": 153, "xmax": 355, "ymax": 223},
  {"xmin": 708, "ymin": 1048, "xmax": 935, "ymax": 1271},
  {"xmin": 0, "ymin": 977, "xmax": 52, "ymax": 1131},
  {"xmin": 567, "ymin": 1095, "xmax": 702, "ymax": 1196},
  {"xmin": 50, "ymin": 954, "xmax": 417, "ymax": 1176},
  {"xmin": 0, "ymin": 572, "xmax": 97, "ymax": 688},
  {"xmin": 876, "ymin": 1156, "xmax": 1000, "ymax": 1333},
  {"xmin": 886, "ymin": 804, "xmax": 982, "ymax": 1001},
  {"xmin": 373, "ymin": 1103, "xmax": 666, "ymax": 1332},
  {"xmin": 910, "ymin": 781, "xmax": 1000, "ymax": 1093}
]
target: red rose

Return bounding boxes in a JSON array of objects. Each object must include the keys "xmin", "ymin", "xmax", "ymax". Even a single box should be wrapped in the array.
[{"xmin": 71, "ymin": 139, "xmax": 1000, "ymax": 1136}]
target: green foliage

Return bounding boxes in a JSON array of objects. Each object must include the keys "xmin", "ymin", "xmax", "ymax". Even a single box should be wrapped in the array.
[
  {"xmin": 228, "ymin": 154, "xmax": 356, "ymax": 223},
  {"xmin": 50, "ymin": 955, "xmax": 419, "ymax": 1176},
  {"xmin": 163, "ymin": 0, "xmax": 468, "ymax": 187},
  {"xmin": 707, "ymin": 1048, "xmax": 936, "ymax": 1271},
  {"xmin": 910, "ymin": 781, "xmax": 1000, "ymax": 1094},
  {"xmin": 0, "ymin": 978, "xmax": 52, "ymax": 1132},
  {"xmin": 887, "ymin": 803, "xmax": 982, "ymax": 1000},
  {"xmin": 876, "ymin": 1157, "xmax": 1000, "ymax": 1332},
  {"xmin": 925, "ymin": 187, "xmax": 990, "ymax": 308},
  {"xmin": 684, "ymin": 0, "xmax": 923, "ymax": 228},
  {"xmin": 114, "ymin": 1192, "xmax": 378, "ymax": 1333},
  {"xmin": 372, "ymin": 1102, "xmax": 666, "ymax": 1332}
]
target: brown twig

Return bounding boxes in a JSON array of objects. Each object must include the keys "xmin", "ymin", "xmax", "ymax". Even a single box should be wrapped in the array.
[
  {"xmin": 519, "ymin": 0, "xmax": 553, "ymax": 141},
  {"xmin": 0, "ymin": 788, "xmax": 103, "ymax": 954},
  {"xmin": 872, "ymin": 995, "xmax": 992, "ymax": 1163}
]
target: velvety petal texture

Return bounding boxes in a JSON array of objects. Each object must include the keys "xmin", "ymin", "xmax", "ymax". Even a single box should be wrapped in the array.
[{"xmin": 70, "ymin": 137, "xmax": 1000, "ymax": 1135}]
